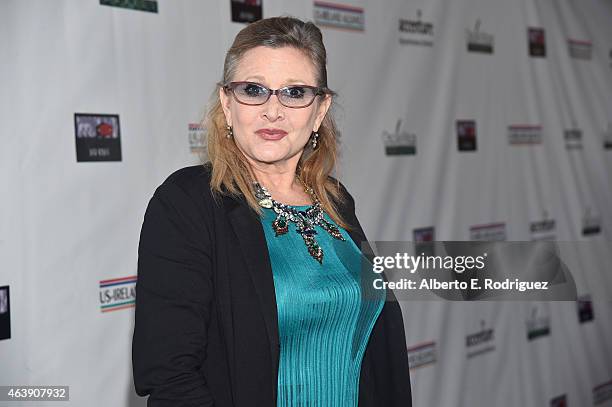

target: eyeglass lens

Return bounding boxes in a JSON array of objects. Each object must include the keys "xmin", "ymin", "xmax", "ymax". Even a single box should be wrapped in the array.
[{"xmin": 232, "ymin": 83, "xmax": 317, "ymax": 107}]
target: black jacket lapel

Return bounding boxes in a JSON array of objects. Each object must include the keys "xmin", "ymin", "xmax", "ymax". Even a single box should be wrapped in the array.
[{"xmin": 223, "ymin": 195, "xmax": 281, "ymax": 403}]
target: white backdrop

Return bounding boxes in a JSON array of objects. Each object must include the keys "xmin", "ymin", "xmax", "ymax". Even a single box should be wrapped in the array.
[{"xmin": 1, "ymin": 0, "xmax": 611, "ymax": 406}]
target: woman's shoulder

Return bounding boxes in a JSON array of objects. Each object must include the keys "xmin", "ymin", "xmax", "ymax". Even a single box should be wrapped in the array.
[
  {"xmin": 162, "ymin": 162, "xmax": 212, "ymax": 187},
  {"xmin": 152, "ymin": 163, "xmax": 215, "ymax": 207},
  {"xmin": 326, "ymin": 175, "xmax": 355, "ymax": 207}
]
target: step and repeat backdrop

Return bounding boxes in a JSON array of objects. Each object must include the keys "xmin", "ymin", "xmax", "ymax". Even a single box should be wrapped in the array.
[{"xmin": 1, "ymin": 0, "xmax": 611, "ymax": 406}]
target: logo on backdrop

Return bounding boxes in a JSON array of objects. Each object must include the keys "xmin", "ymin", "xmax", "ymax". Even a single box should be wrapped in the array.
[
  {"xmin": 0, "ymin": 286, "xmax": 10, "ymax": 340},
  {"xmin": 576, "ymin": 294, "xmax": 594, "ymax": 323},
  {"xmin": 188, "ymin": 123, "xmax": 206, "ymax": 154},
  {"xmin": 413, "ymin": 226, "xmax": 435, "ymax": 257},
  {"xmin": 603, "ymin": 123, "xmax": 612, "ymax": 150},
  {"xmin": 530, "ymin": 211, "xmax": 556, "ymax": 240},
  {"xmin": 528, "ymin": 27, "xmax": 546, "ymax": 57},
  {"xmin": 466, "ymin": 319, "xmax": 495, "ymax": 358},
  {"xmin": 230, "ymin": 0, "xmax": 262, "ymax": 23},
  {"xmin": 582, "ymin": 208, "xmax": 601, "ymax": 236},
  {"xmin": 470, "ymin": 222, "xmax": 507, "ymax": 241},
  {"xmin": 100, "ymin": 0, "xmax": 158, "ymax": 13},
  {"xmin": 74, "ymin": 113, "xmax": 122, "ymax": 162},
  {"xmin": 99, "ymin": 276, "xmax": 136, "ymax": 313},
  {"xmin": 407, "ymin": 341, "xmax": 437, "ymax": 369},
  {"xmin": 314, "ymin": 1, "xmax": 364, "ymax": 32},
  {"xmin": 508, "ymin": 124, "xmax": 543, "ymax": 145},
  {"xmin": 593, "ymin": 380, "xmax": 612, "ymax": 405},
  {"xmin": 549, "ymin": 394, "xmax": 567, "ymax": 407},
  {"xmin": 466, "ymin": 19, "xmax": 494, "ymax": 54},
  {"xmin": 382, "ymin": 119, "xmax": 416, "ymax": 155},
  {"xmin": 526, "ymin": 305, "xmax": 551, "ymax": 341},
  {"xmin": 398, "ymin": 10, "xmax": 434, "ymax": 47},
  {"xmin": 567, "ymin": 38, "xmax": 593, "ymax": 60},
  {"xmin": 563, "ymin": 127, "xmax": 583, "ymax": 150},
  {"xmin": 456, "ymin": 120, "xmax": 477, "ymax": 151}
]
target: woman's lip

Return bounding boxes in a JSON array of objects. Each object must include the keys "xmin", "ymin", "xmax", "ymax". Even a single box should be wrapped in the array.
[{"xmin": 256, "ymin": 129, "xmax": 288, "ymax": 140}]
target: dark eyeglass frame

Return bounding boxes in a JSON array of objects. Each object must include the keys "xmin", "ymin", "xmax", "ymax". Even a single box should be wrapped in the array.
[{"xmin": 222, "ymin": 81, "xmax": 330, "ymax": 108}]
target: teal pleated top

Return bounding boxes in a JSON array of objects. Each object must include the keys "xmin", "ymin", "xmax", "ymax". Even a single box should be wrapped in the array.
[{"xmin": 260, "ymin": 205, "xmax": 386, "ymax": 407}]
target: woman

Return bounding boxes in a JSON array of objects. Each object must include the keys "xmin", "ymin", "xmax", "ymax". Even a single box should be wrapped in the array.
[{"xmin": 132, "ymin": 16, "xmax": 411, "ymax": 407}]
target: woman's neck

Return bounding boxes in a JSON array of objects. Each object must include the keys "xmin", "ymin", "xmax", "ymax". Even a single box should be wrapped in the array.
[{"xmin": 249, "ymin": 165, "xmax": 312, "ymax": 206}]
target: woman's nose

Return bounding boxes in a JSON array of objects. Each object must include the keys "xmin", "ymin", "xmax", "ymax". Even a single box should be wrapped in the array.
[{"xmin": 262, "ymin": 93, "xmax": 284, "ymax": 121}]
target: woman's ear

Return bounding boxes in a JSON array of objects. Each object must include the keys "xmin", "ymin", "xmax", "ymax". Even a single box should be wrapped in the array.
[
  {"xmin": 314, "ymin": 94, "xmax": 332, "ymax": 131},
  {"xmin": 219, "ymin": 87, "xmax": 232, "ymax": 125}
]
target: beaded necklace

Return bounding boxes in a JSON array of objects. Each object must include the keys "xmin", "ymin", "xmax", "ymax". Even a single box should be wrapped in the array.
[{"xmin": 253, "ymin": 177, "xmax": 345, "ymax": 264}]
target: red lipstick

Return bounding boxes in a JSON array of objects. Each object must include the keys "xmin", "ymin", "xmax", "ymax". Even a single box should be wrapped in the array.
[{"xmin": 255, "ymin": 128, "xmax": 288, "ymax": 140}]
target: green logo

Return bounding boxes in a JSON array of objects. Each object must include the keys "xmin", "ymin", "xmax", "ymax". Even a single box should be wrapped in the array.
[{"xmin": 100, "ymin": 0, "xmax": 158, "ymax": 13}]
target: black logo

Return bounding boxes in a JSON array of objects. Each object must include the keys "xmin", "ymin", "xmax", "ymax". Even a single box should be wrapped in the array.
[
  {"xmin": 74, "ymin": 113, "xmax": 122, "ymax": 162},
  {"xmin": 526, "ymin": 306, "xmax": 551, "ymax": 340},
  {"xmin": 466, "ymin": 320, "xmax": 495, "ymax": 358},
  {"xmin": 231, "ymin": 0, "xmax": 262, "ymax": 23},
  {"xmin": 564, "ymin": 128, "xmax": 583, "ymax": 150},
  {"xmin": 528, "ymin": 28, "xmax": 546, "ymax": 57},
  {"xmin": 457, "ymin": 120, "xmax": 477, "ymax": 151},
  {"xmin": 466, "ymin": 20, "xmax": 494, "ymax": 54},
  {"xmin": 0, "ymin": 286, "xmax": 10, "ymax": 341},
  {"xmin": 603, "ymin": 123, "xmax": 612, "ymax": 149},
  {"xmin": 577, "ymin": 294, "xmax": 594, "ymax": 323},
  {"xmin": 399, "ymin": 10, "xmax": 434, "ymax": 47},
  {"xmin": 413, "ymin": 227, "xmax": 435, "ymax": 257},
  {"xmin": 530, "ymin": 210, "xmax": 556, "ymax": 240},
  {"xmin": 382, "ymin": 119, "xmax": 416, "ymax": 155},
  {"xmin": 582, "ymin": 208, "xmax": 601, "ymax": 236},
  {"xmin": 550, "ymin": 394, "xmax": 567, "ymax": 407}
]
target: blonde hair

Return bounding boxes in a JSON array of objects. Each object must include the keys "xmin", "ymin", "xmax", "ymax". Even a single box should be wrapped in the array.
[{"xmin": 203, "ymin": 16, "xmax": 352, "ymax": 230}]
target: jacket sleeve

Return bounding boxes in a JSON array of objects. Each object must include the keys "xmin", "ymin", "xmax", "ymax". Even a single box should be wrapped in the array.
[{"xmin": 132, "ymin": 181, "xmax": 215, "ymax": 407}]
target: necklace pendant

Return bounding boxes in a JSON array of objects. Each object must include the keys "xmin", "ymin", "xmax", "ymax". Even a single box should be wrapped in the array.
[
  {"xmin": 304, "ymin": 235, "xmax": 324, "ymax": 264},
  {"xmin": 258, "ymin": 197, "xmax": 273, "ymax": 208},
  {"xmin": 321, "ymin": 221, "xmax": 345, "ymax": 241},
  {"xmin": 309, "ymin": 245, "xmax": 323, "ymax": 264},
  {"xmin": 272, "ymin": 215, "xmax": 289, "ymax": 236},
  {"xmin": 328, "ymin": 227, "xmax": 345, "ymax": 240}
]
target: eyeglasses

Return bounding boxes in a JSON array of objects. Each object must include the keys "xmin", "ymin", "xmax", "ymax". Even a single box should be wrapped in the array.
[{"xmin": 222, "ymin": 81, "xmax": 328, "ymax": 108}]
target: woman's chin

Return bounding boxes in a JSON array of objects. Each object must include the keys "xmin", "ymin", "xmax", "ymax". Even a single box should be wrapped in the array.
[{"xmin": 251, "ymin": 150, "xmax": 293, "ymax": 165}]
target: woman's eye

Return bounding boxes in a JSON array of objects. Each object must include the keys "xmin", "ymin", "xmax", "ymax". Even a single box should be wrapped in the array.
[
  {"xmin": 286, "ymin": 87, "xmax": 306, "ymax": 98},
  {"xmin": 244, "ymin": 84, "xmax": 265, "ymax": 96}
]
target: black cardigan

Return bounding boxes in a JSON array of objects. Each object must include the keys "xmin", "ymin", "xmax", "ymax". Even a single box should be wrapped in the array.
[{"xmin": 132, "ymin": 164, "xmax": 412, "ymax": 406}]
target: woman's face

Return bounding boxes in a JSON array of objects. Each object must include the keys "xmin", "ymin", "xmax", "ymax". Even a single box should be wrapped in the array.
[{"xmin": 220, "ymin": 46, "xmax": 332, "ymax": 169}]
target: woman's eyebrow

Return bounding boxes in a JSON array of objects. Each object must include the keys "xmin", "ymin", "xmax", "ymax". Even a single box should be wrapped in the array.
[
  {"xmin": 244, "ymin": 75, "xmax": 266, "ymax": 82},
  {"xmin": 283, "ymin": 78, "xmax": 308, "ymax": 84},
  {"xmin": 243, "ymin": 76, "xmax": 309, "ymax": 85}
]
